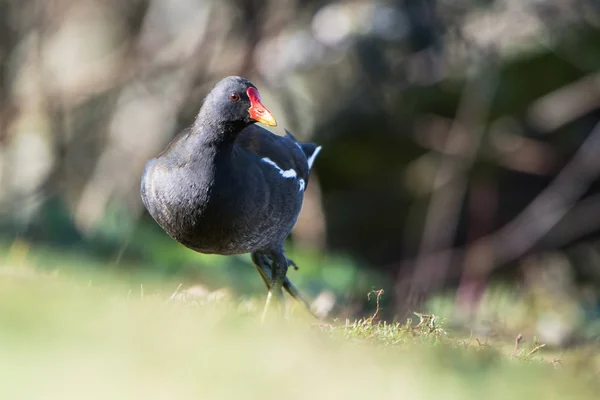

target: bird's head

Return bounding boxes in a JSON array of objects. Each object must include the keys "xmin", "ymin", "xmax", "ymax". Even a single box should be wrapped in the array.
[{"xmin": 199, "ymin": 76, "xmax": 277, "ymax": 128}]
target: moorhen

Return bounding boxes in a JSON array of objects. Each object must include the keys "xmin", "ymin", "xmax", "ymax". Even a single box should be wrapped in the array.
[{"xmin": 141, "ymin": 76, "xmax": 321, "ymax": 318}]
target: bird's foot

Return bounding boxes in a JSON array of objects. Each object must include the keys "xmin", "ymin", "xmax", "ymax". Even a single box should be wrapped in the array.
[
  {"xmin": 287, "ymin": 258, "xmax": 299, "ymax": 271},
  {"xmin": 252, "ymin": 249, "xmax": 316, "ymax": 320}
]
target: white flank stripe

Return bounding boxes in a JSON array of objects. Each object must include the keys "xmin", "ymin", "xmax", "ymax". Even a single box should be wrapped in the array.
[
  {"xmin": 281, "ymin": 169, "xmax": 297, "ymax": 178},
  {"xmin": 262, "ymin": 157, "xmax": 297, "ymax": 179},
  {"xmin": 261, "ymin": 157, "xmax": 307, "ymax": 192},
  {"xmin": 307, "ymin": 146, "xmax": 322, "ymax": 170}
]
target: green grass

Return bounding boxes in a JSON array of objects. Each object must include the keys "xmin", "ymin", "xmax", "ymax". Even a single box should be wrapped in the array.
[{"xmin": 1, "ymin": 249, "xmax": 600, "ymax": 399}]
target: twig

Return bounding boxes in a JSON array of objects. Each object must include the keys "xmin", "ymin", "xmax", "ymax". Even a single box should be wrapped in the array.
[
  {"xmin": 367, "ymin": 289, "xmax": 384, "ymax": 321},
  {"xmin": 464, "ymin": 330, "xmax": 473, "ymax": 348},
  {"xmin": 527, "ymin": 343, "xmax": 546, "ymax": 357},
  {"xmin": 513, "ymin": 333, "xmax": 523, "ymax": 357},
  {"xmin": 169, "ymin": 283, "xmax": 183, "ymax": 301}
]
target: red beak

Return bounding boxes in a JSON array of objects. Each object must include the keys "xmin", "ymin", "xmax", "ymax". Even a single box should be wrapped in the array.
[{"xmin": 247, "ymin": 87, "xmax": 277, "ymax": 127}]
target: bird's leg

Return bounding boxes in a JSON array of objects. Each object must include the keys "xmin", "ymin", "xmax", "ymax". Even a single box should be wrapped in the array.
[
  {"xmin": 251, "ymin": 252, "xmax": 272, "ymax": 291},
  {"xmin": 282, "ymin": 277, "xmax": 315, "ymax": 317},
  {"xmin": 251, "ymin": 251, "xmax": 316, "ymax": 319},
  {"xmin": 252, "ymin": 251, "xmax": 282, "ymax": 321},
  {"xmin": 271, "ymin": 251, "xmax": 288, "ymax": 302},
  {"xmin": 260, "ymin": 249, "xmax": 288, "ymax": 321}
]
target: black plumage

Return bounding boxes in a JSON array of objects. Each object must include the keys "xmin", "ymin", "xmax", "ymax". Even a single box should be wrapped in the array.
[{"xmin": 141, "ymin": 76, "xmax": 321, "ymax": 316}]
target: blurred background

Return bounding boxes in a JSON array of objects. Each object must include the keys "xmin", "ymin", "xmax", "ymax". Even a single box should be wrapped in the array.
[{"xmin": 1, "ymin": 0, "xmax": 600, "ymax": 345}]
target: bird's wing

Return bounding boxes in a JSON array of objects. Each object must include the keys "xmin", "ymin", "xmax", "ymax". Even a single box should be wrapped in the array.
[{"xmin": 235, "ymin": 125, "xmax": 313, "ymax": 181}]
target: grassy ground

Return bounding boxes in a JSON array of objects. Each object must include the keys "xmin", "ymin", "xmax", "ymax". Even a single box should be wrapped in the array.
[{"xmin": 1, "ymin": 247, "xmax": 600, "ymax": 399}]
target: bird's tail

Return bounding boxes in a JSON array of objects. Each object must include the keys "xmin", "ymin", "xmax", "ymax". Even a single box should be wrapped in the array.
[{"xmin": 285, "ymin": 129, "xmax": 322, "ymax": 171}]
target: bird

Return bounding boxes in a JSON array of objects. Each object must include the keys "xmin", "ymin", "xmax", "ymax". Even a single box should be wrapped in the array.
[{"xmin": 140, "ymin": 76, "xmax": 321, "ymax": 318}]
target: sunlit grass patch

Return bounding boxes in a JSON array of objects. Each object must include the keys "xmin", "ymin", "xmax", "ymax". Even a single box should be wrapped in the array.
[{"xmin": 0, "ymin": 261, "xmax": 599, "ymax": 399}]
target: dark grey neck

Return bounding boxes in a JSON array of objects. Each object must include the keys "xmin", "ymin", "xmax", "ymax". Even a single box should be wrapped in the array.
[
  {"xmin": 174, "ymin": 116, "xmax": 250, "ymax": 195},
  {"xmin": 193, "ymin": 110, "xmax": 248, "ymax": 150}
]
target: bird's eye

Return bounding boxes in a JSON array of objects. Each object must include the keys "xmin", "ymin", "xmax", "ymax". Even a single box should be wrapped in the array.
[{"xmin": 229, "ymin": 92, "xmax": 240, "ymax": 102}]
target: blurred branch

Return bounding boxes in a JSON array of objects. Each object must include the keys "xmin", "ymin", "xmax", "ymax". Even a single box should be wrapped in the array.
[
  {"xmin": 234, "ymin": 0, "xmax": 263, "ymax": 75},
  {"xmin": 492, "ymin": 120, "xmax": 600, "ymax": 263},
  {"xmin": 487, "ymin": 123, "xmax": 563, "ymax": 176},
  {"xmin": 528, "ymin": 72, "xmax": 600, "ymax": 133},
  {"xmin": 543, "ymin": 191, "xmax": 600, "ymax": 247},
  {"xmin": 399, "ymin": 59, "xmax": 497, "ymax": 309},
  {"xmin": 0, "ymin": 0, "xmax": 20, "ymax": 141},
  {"xmin": 415, "ymin": 115, "xmax": 564, "ymax": 176},
  {"xmin": 403, "ymin": 120, "xmax": 600, "ymax": 294}
]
